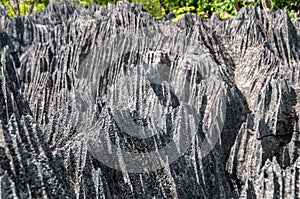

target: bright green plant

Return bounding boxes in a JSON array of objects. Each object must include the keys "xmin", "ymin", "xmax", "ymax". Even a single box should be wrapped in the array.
[
  {"xmin": 0, "ymin": 0, "xmax": 49, "ymax": 17},
  {"xmin": 0, "ymin": 0, "xmax": 299, "ymax": 21},
  {"xmin": 171, "ymin": 5, "xmax": 195, "ymax": 21}
]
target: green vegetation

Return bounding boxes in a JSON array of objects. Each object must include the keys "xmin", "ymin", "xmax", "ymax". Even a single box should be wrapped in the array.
[
  {"xmin": 0, "ymin": 0, "xmax": 299, "ymax": 20},
  {"xmin": 0, "ymin": 0, "xmax": 49, "ymax": 16}
]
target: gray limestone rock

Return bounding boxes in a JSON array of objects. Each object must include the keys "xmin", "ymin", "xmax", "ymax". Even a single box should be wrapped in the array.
[{"xmin": 0, "ymin": 1, "xmax": 300, "ymax": 198}]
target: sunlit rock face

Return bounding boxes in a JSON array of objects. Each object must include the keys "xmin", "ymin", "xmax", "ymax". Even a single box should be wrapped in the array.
[{"xmin": 0, "ymin": 1, "xmax": 300, "ymax": 198}]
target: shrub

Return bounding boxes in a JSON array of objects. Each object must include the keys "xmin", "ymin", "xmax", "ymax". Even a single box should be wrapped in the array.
[{"xmin": 0, "ymin": 0, "xmax": 299, "ymax": 20}]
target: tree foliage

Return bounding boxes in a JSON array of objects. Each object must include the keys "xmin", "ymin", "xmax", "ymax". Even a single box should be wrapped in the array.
[
  {"xmin": 0, "ymin": 0, "xmax": 299, "ymax": 19},
  {"xmin": 0, "ymin": 0, "xmax": 49, "ymax": 16}
]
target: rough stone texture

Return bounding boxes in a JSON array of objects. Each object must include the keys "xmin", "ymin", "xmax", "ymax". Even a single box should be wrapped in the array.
[{"xmin": 0, "ymin": 1, "xmax": 300, "ymax": 198}]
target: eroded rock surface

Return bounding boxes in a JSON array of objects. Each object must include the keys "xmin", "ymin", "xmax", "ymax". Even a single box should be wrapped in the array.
[{"xmin": 0, "ymin": 1, "xmax": 300, "ymax": 198}]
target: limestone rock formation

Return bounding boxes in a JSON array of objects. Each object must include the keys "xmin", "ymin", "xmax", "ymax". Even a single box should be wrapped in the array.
[{"xmin": 0, "ymin": 1, "xmax": 300, "ymax": 198}]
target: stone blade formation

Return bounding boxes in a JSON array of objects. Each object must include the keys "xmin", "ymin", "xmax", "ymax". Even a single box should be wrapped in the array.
[{"xmin": 0, "ymin": 1, "xmax": 300, "ymax": 198}]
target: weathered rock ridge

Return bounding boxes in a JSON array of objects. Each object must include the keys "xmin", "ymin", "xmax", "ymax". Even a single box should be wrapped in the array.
[{"xmin": 0, "ymin": 1, "xmax": 300, "ymax": 198}]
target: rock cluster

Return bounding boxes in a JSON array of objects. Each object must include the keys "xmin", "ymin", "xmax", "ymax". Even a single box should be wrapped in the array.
[{"xmin": 0, "ymin": 1, "xmax": 300, "ymax": 198}]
